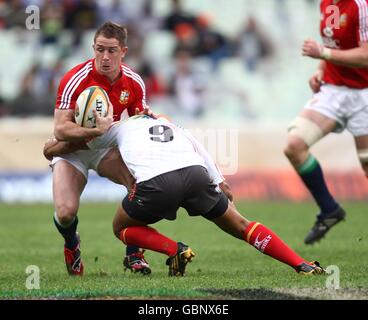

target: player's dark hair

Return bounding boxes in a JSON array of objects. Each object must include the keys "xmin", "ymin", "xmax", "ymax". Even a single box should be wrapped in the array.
[{"xmin": 94, "ymin": 21, "xmax": 128, "ymax": 47}]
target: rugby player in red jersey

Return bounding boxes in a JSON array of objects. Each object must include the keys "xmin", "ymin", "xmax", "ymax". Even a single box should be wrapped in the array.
[
  {"xmin": 51, "ymin": 22, "xmax": 153, "ymax": 275},
  {"xmin": 284, "ymin": 0, "xmax": 368, "ymax": 244}
]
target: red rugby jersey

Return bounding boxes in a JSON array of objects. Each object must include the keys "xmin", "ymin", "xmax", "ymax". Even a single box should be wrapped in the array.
[
  {"xmin": 55, "ymin": 59, "xmax": 146, "ymax": 121},
  {"xmin": 320, "ymin": 0, "xmax": 368, "ymax": 88}
]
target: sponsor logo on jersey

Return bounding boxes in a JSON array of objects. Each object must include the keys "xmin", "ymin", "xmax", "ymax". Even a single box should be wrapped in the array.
[
  {"xmin": 253, "ymin": 233, "xmax": 272, "ymax": 252},
  {"xmin": 322, "ymin": 36, "xmax": 340, "ymax": 49},
  {"xmin": 323, "ymin": 26, "xmax": 334, "ymax": 38},
  {"xmin": 340, "ymin": 13, "xmax": 347, "ymax": 28},
  {"xmin": 119, "ymin": 90, "xmax": 130, "ymax": 104}
]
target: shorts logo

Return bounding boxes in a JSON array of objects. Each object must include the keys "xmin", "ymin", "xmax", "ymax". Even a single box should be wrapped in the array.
[
  {"xmin": 119, "ymin": 90, "xmax": 130, "ymax": 104},
  {"xmin": 128, "ymin": 184, "xmax": 136, "ymax": 201},
  {"xmin": 308, "ymin": 98, "xmax": 319, "ymax": 106}
]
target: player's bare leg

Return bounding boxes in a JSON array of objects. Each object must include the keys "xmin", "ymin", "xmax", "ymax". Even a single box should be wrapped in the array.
[
  {"xmin": 208, "ymin": 201, "xmax": 249, "ymax": 239},
  {"xmin": 53, "ymin": 160, "xmax": 86, "ymax": 275},
  {"xmin": 210, "ymin": 202, "xmax": 325, "ymax": 275},
  {"xmin": 284, "ymin": 109, "xmax": 345, "ymax": 244},
  {"xmin": 97, "ymin": 148, "xmax": 150, "ymax": 269},
  {"xmin": 112, "ymin": 204, "xmax": 149, "ymax": 237},
  {"xmin": 354, "ymin": 135, "xmax": 368, "ymax": 178},
  {"xmin": 97, "ymin": 148, "xmax": 135, "ymax": 188},
  {"xmin": 113, "ymin": 205, "xmax": 194, "ymax": 276}
]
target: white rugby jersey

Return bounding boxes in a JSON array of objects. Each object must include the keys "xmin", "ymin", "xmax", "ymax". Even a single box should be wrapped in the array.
[{"xmin": 88, "ymin": 115, "xmax": 224, "ymax": 184}]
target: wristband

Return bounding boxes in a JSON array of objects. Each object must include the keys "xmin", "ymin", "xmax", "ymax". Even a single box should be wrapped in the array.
[{"xmin": 320, "ymin": 47, "xmax": 332, "ymax": 60}]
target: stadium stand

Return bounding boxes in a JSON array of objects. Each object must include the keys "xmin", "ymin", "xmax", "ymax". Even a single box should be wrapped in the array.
[{"xmin": 1, "ymin": 0, "xmax": 367, "ymax": 202}]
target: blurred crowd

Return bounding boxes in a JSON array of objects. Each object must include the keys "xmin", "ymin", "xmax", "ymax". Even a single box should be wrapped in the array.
[{"xmin": 0, "ymin": 0, "xmax": 317, "ymax": 119}]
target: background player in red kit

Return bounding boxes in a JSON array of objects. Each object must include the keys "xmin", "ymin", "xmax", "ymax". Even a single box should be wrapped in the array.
[
  {"xmin": 284, "ymin": 0, "xmax": 368, "ymax": 244},
  {"xmin": 51, "ymin": 22, "xmax": 151, "ymax": 275}
]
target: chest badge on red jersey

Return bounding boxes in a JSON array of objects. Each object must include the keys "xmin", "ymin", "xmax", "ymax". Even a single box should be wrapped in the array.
[
  {"xmin": 339, "ymin": 13, "xmax": 347, "ymax": 28},
  {"xmin": 119, "ymin": 90, "xmax": 130, "ymax": 104}
]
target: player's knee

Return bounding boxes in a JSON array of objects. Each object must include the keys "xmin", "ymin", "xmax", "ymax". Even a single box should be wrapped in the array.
[
  {"xmin": 285, "ymin": 117, "xmax": 323, "ymax": 159},
  {"xmin": 284, "ymin": 136, "xmax": 308, "ymax": 160},
  {"xmin": 112, "ymin": 223, "xmax": 123, "ymax": 239},
  {"xmin": 56, "ymin": 204, "xmax": 78, "ymax": 226},
  {"xmin": 112, "ymin": 218, "xmax": 129, "ymax": 240},
  {"xmin": 358, "ymin": 149, "xmax": 368, "ymax": 178}
]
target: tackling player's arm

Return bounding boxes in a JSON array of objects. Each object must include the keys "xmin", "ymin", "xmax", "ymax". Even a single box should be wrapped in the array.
[
  {"xmin": 46, "ymin": 105, "xmax": 114, "ymax": 160},
  {"xmin": 43, "ymin": 138, "xmax": 88, "ymax": 161},
  {"xmin": 302, "ymin": 39, "xmax": 368, "ymax": 68}
]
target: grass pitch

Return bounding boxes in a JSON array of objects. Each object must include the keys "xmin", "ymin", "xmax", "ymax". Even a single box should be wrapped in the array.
[{"xmin": 0, "ymin": 201, "xmax": 367, "ymax": 300}]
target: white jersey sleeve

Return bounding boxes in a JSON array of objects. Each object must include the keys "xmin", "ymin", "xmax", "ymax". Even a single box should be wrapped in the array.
[
  {"xmin": 181, "ymin": 128, "xmax": 225, "ymax": 185},
  {"xmin": 86, "ymin": 122, "xmax": 121, "ymax": 150}
]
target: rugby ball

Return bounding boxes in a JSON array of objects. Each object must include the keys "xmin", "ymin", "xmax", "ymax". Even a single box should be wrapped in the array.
[{"xmin": 75, "ymin": 86, "xmax": 109, "ymax": 128}]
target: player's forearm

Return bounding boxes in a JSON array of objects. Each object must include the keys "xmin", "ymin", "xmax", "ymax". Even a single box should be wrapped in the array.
[
  {"xmin": 43, "ymin": 140, "xmax": 88, "ymax": 160},
  {"xmin": 325, "ymin": 46, "xmax": 368, "ymax": 68},
  {"xmin": 54, "ymin": 121, "xmax": 103, "ymax": 142},
  {"xmin": 317, "ymin": 60, "xmax": 327, "ymax": 72},
  {"xmin": 303, "ymin": 39, "xmax": 368, "ymax": 68}
]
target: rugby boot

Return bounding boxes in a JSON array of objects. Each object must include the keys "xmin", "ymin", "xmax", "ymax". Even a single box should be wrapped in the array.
[
  {"xmin": 64, "ymin": 232, "xmax": 84, "ymax": 276},
  {"xmin": 166, "ymin": 242, "xmax": 195, "ymax": 276},
  {"xmin": 296, "ymin": 261, "xmax": 326, "ymax": 275},
  {"xmin": 123, "ymin": 250, "xmax": 151, "ymax": 275},
  {"xmin": 304, "ymin": 207, "xmax": 346, "ymax": 245}
]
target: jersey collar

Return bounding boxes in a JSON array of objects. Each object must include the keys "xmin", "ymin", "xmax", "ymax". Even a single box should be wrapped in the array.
[{"xmin": 91, "ymin": 59, "xmax": 123, "ymax": 86}]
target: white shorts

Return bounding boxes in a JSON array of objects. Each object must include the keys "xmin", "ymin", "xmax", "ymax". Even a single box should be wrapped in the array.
[
  {"xmin": 51, "ymin": 148, "xmax": 111, "ymax": 179},
  {"xmin": 304, "ymin": 84, "xmax": 368, "ymax": 136}
]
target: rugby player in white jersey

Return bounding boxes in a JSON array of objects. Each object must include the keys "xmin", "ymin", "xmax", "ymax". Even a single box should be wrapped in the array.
[{"xmin": 46, "ymin": 114, "xmax": 326, "ymax": 276}]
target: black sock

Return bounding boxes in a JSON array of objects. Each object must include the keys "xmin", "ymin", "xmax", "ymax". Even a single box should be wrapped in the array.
[
  {"xmin": 53, "ymin": 215, "xmax": 79, "ymax": 250},
  {"xmin": 298, "ymin": 155, "xmax": 339, "ymax": 217},
  {"xmin": 126, "ymin": 245, "xmax": 140, "ymax": 256}
]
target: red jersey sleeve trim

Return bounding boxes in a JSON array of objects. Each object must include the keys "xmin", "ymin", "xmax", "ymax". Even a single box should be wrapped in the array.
[
  {"xmin": 57, "ymin": 61, "xmax": 93, "ymax": 110},
  {"xmin": 121, "ymin": 65, "xmax": 147, "ymax": 109},
  {"xmin": 355, "ymin": 0, "xmax": 368, "ymax": 43}
]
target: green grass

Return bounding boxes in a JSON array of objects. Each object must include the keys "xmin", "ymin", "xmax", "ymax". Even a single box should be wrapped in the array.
[{"xmin": 0, "ymin": 201, "xmax": 367, "ymax": 299}]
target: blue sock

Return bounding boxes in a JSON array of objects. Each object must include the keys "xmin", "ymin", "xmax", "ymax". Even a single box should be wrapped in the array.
[
  {"xmin": 53, "ymin": 214, "xmax": 79, "ymax": 250},
  {"xmin": 126, "ymin": 245, "xmax": 140, "ymax": 256},
  {"xmin": 297, "ymin": 155, "xmax": 339, "ymax": 217}
]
